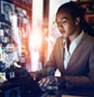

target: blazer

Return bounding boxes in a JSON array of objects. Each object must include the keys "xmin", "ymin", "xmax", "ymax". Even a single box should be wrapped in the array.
[{"xmin": 46, "ymin": 33, "xmax": 94, "ymax": 88}]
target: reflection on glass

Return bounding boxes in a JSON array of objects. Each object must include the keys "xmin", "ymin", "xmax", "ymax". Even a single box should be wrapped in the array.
[{"xmin": 0, "ymin": 30, "xmax": 4, "ymax": 37}]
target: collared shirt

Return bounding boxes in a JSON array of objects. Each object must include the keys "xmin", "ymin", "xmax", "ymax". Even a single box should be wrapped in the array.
[{"xmin": 63, "ymin": 30, "xmax": 84, "ymax": 69}]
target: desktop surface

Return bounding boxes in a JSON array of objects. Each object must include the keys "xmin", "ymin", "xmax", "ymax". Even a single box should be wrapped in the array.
[
  {"xmin": 41, "ymin": 86, "xmax": 94, "ymax": 97},
  {"xmin": 0, "ymin": 66, "xmax": 94, "ymax": 97},
  {"xmin": 0, "ymin": 81, "xmax": 94, "ymax": 97}
]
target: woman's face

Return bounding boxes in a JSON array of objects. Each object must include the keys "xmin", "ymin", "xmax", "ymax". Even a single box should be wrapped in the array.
[{"xmin": 56, "ymin": 10, "xmax": 79, "ymax": 38}]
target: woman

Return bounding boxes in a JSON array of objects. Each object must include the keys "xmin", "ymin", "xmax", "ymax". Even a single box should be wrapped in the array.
[{"xmin": 30, "ymin": 1, "xmax": 94, "ymax": 89}]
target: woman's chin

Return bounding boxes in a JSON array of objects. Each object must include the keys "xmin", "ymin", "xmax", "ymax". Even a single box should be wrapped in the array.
[{"xmin": 62, "ymin": 34, "xmax": 67, "ymax": 38}]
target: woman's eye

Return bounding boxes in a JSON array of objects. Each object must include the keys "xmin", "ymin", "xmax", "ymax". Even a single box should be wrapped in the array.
[{"xmin": 62, "ymin": 21, "xmax": 66, "ymax": 24}]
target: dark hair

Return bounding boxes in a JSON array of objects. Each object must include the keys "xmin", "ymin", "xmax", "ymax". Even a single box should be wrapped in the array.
[{"xmin": 56, "ymin": 1, "xmax": 94, "ymax": 37}]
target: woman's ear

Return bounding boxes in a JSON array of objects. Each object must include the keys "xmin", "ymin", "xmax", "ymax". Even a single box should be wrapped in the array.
[{"xmin": 75, "ymin": 17, "xmax": 80, "ymax": 25}]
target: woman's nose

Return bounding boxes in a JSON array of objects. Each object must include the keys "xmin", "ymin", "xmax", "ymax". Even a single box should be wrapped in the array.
[{"xmin": 57, "ymin": 24, "xmax": 64, "ymax": 29}]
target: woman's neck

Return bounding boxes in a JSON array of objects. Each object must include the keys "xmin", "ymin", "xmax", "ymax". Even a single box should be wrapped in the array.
[{"xmin": 68, "ymin": 28, "xmax": 81, "ymax": 43}]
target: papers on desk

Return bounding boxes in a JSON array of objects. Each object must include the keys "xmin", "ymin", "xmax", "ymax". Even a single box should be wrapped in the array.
[
  {"xmin": 10, "ymin": 72, "xmax": 15, "ymax": 78},
  {"xmin": 0, "ymin": 72, "xmax": 7, "ymax": 83},
  {"xmin": 54, "ymin": 68, "xmax": 61, "ymax": 77}
]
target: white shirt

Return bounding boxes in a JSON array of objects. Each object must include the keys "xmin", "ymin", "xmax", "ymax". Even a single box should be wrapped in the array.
[{"xmin": 63, "ymin": 31, "xmax": 84, "ymax": 69}]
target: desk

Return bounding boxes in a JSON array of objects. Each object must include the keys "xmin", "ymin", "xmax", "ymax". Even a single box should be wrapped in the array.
[
  {"xmin": 0, "ymin": 82, "xmax": 94, "ymax": 97},
  {"xmin": 0, "ymin": 65, "xmax": 94, "ymax": 97},
  {"xmin": 0, "ymin": 77, "xmax": 42, "ymax": 97},
  {"xmin": 41, "ymin": 87, "xmax": 94, "ymax": 97}
]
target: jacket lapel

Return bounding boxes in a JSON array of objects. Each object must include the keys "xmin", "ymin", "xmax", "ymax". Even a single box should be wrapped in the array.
[
  {"xmin": 60, "ymin": 43, "xmax": 64, "ymax": 61},
  {"xmin": 66, "ymin": 34, "xmax": 86, "ymax": 70},
  {"xmin": 58, "ymin": 38, "xmax": 65, "ymax": 71}
]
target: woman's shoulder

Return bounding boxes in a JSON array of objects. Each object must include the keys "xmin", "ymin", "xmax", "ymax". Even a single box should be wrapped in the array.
[
  {"xmin": 56, "ymin": 36, "xmax": 64, "ymax": 42},
  {"xmin": 84, "ymin": 33, "xmax": 94, "ymax": 45}
]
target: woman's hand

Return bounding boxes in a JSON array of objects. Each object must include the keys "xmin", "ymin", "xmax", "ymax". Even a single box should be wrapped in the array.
[
  {"xmin": 29, "ymin": 71, "xmax": 41, "ymax": 81},
  {"xmin": 38, "ymin": 75, "xmax": 65, "ymax": 88}
]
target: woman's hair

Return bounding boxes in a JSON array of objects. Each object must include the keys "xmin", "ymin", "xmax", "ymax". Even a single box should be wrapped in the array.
[{"xmin": 56, "ymin": 1, "xmax": 94, "ymax": 37}]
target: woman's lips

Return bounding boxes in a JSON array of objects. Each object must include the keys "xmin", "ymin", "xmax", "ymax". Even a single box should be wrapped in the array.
[{"xmin": 60, "ymin": 30, "xmax": 65, "ymax": 34}]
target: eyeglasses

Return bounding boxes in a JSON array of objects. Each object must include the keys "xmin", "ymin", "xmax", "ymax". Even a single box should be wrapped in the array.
[{"xmin": 53, "ymin": 18, "xmax": 71, "ymax": 27}]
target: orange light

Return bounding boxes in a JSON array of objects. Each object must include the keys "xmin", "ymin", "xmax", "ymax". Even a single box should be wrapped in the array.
[{"xmin": 30, "ymin": 32, "xmax": 42, "ymax": 50}]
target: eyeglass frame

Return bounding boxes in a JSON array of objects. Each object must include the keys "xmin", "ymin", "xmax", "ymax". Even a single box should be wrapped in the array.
[{"xmin": 53, "ymin": 17, "xmax": 71, "ymax": 27}]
